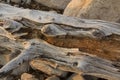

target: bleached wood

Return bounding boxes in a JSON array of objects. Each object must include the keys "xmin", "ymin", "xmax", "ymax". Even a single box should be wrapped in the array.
[
  {"xmin": 0, "ymin": 39, "xmax": 119, "ymax": 80},
  {"xmin": 0, "ymin": 3, "xmax": 120, "ymax": 36},
  {"xmin": 0, "ymin": 3, "xmax": 119, "ymax": 80},
  {"xmin": 0, "ymin": 3, "xmax": 120, "ymax": 61}
]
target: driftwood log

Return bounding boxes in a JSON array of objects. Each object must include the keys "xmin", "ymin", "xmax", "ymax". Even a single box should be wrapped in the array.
[{"xmin": 0, "ymin": 3, "xmax": 120, "ymax": 80}]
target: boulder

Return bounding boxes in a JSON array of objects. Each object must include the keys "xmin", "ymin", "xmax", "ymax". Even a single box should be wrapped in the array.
[
  {"xmin": 21, "ymin": 73, "xmax": 38, "ymax": 80},
  {"xmin": 10, "ymin": 0, "xmax": 21, "ymax": 3},
  {"xmin": 64, "ymin": 0, "xmax": 120, "ymax": 22},
  {"xmin": 45, "ymin": 75, "xmax": 60, "ymax": 80},
  {"xmin": 67, "ymin": 74, "xmax": 98, "ymax": 80},
  {"xmin": 34, "ymin": 0, "xmax": 71, "ymax": 9},
  {"xmin": 67, "ymin": 74, "xmax": 85, "ymax": 80}
]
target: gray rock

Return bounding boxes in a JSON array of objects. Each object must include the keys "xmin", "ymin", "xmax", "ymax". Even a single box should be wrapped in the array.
[
  {"xmin": 34, "ymin": 0, "xmax": 71, "ymax": 9},
  {"xmin": 64, "ymin": 0, "xmax": 120, "ymax": 22},
  {"xmin": 4, "ymin": 0, "xmax": 31, "ymax": 4},
  {"xmin": 10, "ymin": 0, "xmax": 21, "ymax": 3}
]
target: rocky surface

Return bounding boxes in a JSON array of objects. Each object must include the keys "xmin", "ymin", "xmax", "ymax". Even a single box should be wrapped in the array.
[
  {"xmin": 34, "ymin": 0, "xmax": 71, "ymax": 10},
  {"xmin": 1, "ymin": 0, "xmax": 71, "ymax": 10},
  {"xmin": 64, "ymin": 0, "xmax": 120, "ymax": 22}
]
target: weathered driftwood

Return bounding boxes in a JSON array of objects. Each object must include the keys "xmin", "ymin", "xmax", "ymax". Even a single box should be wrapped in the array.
[
  {"xmin": 0, "ymin": 3, "xmax": 120, "ymax": 80},
  {"xmin": 30, "ymin": 58, "xmax": 68, "ymax": 77},
  {"xmin": 0, "ymin": 28, "xmax": 30, "ymax": 77},
  {"xmin": 0, "ymin": 3, "xmax": 120, "ymax": 61},
  {"xmin": 0, "ymin": 39, "xmax": 119, "ymax": 80}
]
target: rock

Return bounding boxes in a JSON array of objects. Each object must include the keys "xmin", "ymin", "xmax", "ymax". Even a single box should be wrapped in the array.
[
  {"xmin": 21, "ymin": 73, "xmax": 38, "ymax": 80},
  {"xmin": 34, "ymin": 0, "xmax": 71, "ymax": 10},
  {"xmin": 45, "ymin": 75, "xmax": 60, "ymax": 80},
  {"xmin": 67, "ymin": 74, "xmax": 85, "ymax": 80},
  {"xmin": 64, "ymin": 0, "xmax": 120, "ymax": 22},
  {"xmin": 9, "ymin": 0, "xmax": 31, "ymax": 4},
  {"xmin": 10, "ymin": 0, "xmax": 21, "ymax": 3},
  {"xmin": 67, "ymin": 74, "xmax": 98, "ymax": 80}
]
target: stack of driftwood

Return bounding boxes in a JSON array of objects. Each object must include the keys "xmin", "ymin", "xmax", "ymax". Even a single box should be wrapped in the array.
[{"xmin": 0, "ymin": 0, "xmax": 120, "ymax": 80}]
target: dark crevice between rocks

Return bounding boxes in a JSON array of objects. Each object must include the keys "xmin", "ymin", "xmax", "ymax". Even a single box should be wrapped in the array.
[
  {"xmin": 29, "ymin": 67, "xmax": 48, "ymax": 80},
  {"xmin": 83, "ymin": 75, "xmax": 107, "ymax": 80}
]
